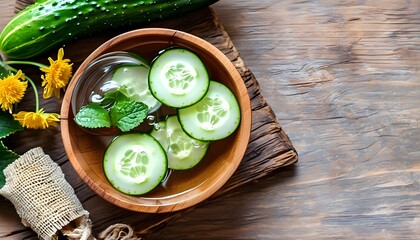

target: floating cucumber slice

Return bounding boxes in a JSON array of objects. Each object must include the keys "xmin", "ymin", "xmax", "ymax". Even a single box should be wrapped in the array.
[
  {"xmin": 111, "ymin": 65, "xmax": 162, "ymax": 113},
  {"xmin": 103, "ymin": 133, "xmax": 167, "ymax": 195},
  {"xmin": 178, "ymin": 81, "xmax": 241, "ymax": 141},
  {"xmin": 148, "ymin": 48, "xmax": 210, "ymax": 108},
  {"xmin": 151, "ymin": 115, "xmax": 209, "ymax": 170}
]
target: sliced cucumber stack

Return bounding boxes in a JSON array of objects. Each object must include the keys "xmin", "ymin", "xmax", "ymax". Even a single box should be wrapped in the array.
[
  {"xmin": 111, "ymin": 64, "xmax": 162, "ymax": 113},
  {"xmin": 149, "ymin": 48, "xmax": 210, "ymax": 108},
  {"xmin": 103, "ymin": 133, "xmax": 167, "ymax": 195},
  {"xmin": 97, "ymin": 48, "xmax": 243, "ymax": 196},
  {"xmin": 178, "ymin": 81, "xmax": 241, "ymax": 141},
  {"xmin": 151, "ymin": 115, "xmax": 209, "ymax": 170}
]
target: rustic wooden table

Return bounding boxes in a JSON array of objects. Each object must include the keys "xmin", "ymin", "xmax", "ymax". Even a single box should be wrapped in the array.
[{"xmin": 1, "ymin": 0, "xmax": 420, "ymax": 239}]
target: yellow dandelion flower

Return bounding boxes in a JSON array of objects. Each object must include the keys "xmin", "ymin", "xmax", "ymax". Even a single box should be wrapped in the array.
[
  {"xmin": 0, "ymin": 70, "xmax": 27, "ymax": 113},
  {"xmin": 41, "ymin": 48, "xmax": 73, "ymax": 99},
  {"xmin": 13, "ymin": 109, "xmax": 60, "ymax": 129}
]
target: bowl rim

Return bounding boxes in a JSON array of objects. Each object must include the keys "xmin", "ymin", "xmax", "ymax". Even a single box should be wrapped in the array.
[{"xmin": 60, "ymin": 28, "xmax": 252, "ymax": 213}]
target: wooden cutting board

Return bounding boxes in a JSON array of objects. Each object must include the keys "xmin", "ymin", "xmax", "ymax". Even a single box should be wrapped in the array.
[{"xmin": 2, "ymin": 1, "xmax": 298, "ymax": 238}]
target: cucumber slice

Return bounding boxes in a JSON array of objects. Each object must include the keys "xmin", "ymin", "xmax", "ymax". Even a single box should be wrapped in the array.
[
  {"xmin": 151, "ymin": 115, "xmax": 209, "ymax": 170},
  {"xmin": 149, "ymin": 48, "xmax": 210, "ymax": 108},
  {"xmin": 178, "ymin": 81, "xmax": 241, "ymax": 141},
  {"xmin": 149, "ymin": 120, "xmax": 169, "ymax": 150},
  {"xmin": 103, "ymin": 133, "xmax": 167, "ymax": 195},
  {"xmin": 111, "ymin": 65, "xmax": 162, "ymax": 113}
]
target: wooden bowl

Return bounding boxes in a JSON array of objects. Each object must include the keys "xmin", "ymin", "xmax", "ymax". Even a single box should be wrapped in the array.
[{"xmin": 60, "ymin": 28, "xmax": 252, "ymax": 213}]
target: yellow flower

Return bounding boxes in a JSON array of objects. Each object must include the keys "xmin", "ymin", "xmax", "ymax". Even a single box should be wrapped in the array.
[
  {"xmin": 0, "ymin": 70, "xmax": 27, "ymax": 113},
  {"xmin": 41, "ymin": 48, "xmax": 73, "ymax": 99},
  {"xmin": 13, "ymin": 109, "xmax": 60, "ymax": 129}
]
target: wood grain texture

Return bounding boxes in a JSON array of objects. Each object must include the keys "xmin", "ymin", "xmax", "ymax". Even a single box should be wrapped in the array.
[
  {"xmin": 146, "ymin": 1, "xmax": 420, "ymax": 239},
  {"xmin": 0, "ymin": 0, "xmax": 297, "ymax": 239},
  {"xmin": 1, "ymin": 0, "xmax": 419, "ymax": 239}
]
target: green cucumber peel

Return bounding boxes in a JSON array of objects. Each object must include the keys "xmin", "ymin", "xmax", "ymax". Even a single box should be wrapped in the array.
[{"xmin": 0, "ymin": 0, "xmax": 219, "ymax": 59}]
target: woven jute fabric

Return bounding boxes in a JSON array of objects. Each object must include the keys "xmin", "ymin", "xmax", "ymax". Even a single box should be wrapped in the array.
[{"xmin": 0, "ymin": 147, "xmax": 89, "ymax": 240}]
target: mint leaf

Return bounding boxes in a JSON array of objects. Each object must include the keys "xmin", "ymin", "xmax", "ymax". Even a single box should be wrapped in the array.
[
  {"xmin": 0, "ymin": 141, "xmax": 19, "ymax": 188},
  {"xmin": 104, "ymin": 87, "xmax": 130, "ymax": 101},
  {"xmin": 0, "ymin": 111, "xmax": 24, "ymax": 139},
  {"xmin": 74, "ymin": 104, "xmax": 111, "ymax": 128},
  {"xmin": 74, "ymin": 88, "xmax": 149, "ymax": 132},
  {"xmin": 100, "ymin": 89, "xmax": 130, "ymax": 108},
  {"xmin": 110, "ymin": 100, "xmax": 148, "ymax": 132}
]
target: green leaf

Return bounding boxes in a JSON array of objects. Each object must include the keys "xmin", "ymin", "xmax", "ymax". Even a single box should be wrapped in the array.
[
  {"xmin": 97, "ymin": 88, "xmax": 130, "ymax": 108},
  {"xmin": 110, "ymin": 100, "xmax": 148, "ymax": 132},
  {"xmin": 0, "ymin": 111, "xmax": 24, "ymax": 139},
  {"xmin": 0, "ymin": 64, "xmax": 8, "ymax": 79},
  {"xmin": 104, "ymin": 87, "xmax": 130, "ymax": 102},
  {"xmin": 0, "ymin": 141, "xmax": 19, "ymax": 188},
  {"xmin": 34, "ymin": 0, "xmax": 49, "ymax": 3},
  {"xmin": 74, "ymin": 104, "xmax": 111, "ymax": 128}
]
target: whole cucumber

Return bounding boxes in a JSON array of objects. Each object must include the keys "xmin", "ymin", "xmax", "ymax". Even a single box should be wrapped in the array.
[{"xmin": 0, "ymin": 0, "xmax": 218, "ymax": 59}]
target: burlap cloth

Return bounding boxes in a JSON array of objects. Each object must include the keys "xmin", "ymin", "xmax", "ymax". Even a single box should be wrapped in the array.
[{"xmin": 0, "ymin": 147, "xmax": 140, "ymax": 240}]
